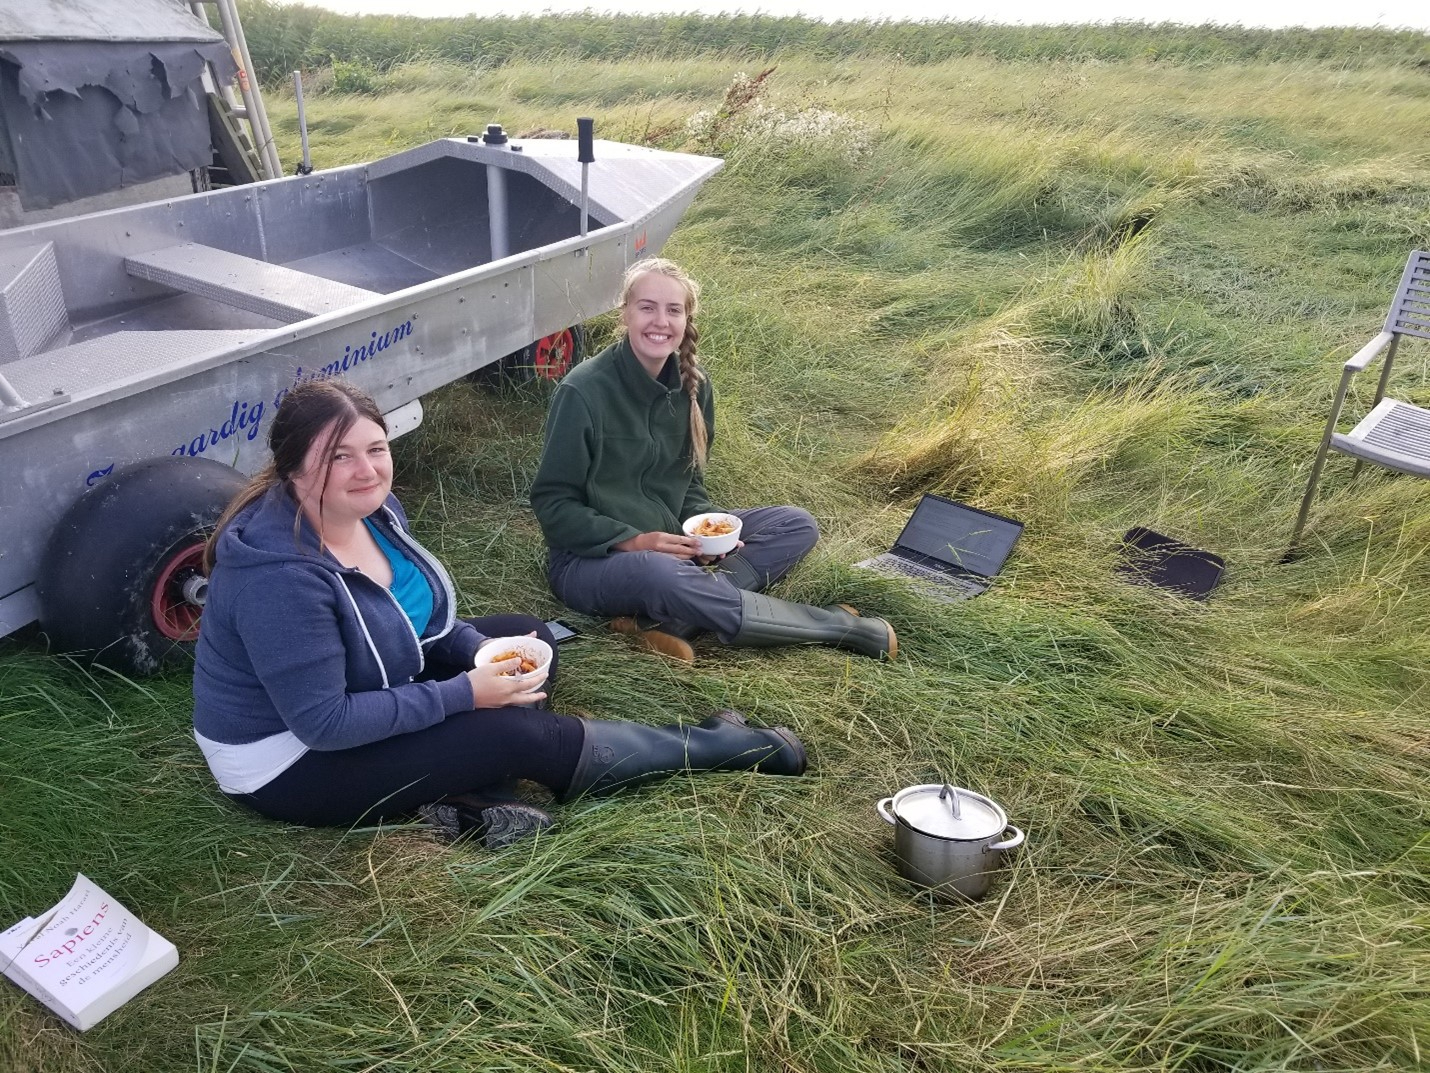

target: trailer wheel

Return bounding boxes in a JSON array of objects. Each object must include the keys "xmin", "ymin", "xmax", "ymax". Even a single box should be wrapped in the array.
[
  {"xmin": 472, "ymin": 325, "xmax": 587, "ymax": 386},
  {"xmin": 37, "ymin": 457, "xmax": 247, "ymax": 675},
  {"xmin": 526, "ymin": 325, "xmax": 586, "ymax": 381}
]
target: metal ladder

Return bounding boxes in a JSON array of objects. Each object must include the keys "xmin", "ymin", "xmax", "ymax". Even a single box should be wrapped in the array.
[{"xmin": 187, "ymin": 0, "xmax": 281, "ymax": 181}]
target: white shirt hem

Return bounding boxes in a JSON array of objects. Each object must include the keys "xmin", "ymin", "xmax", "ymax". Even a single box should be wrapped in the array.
[{"xmin": 194, "ymin": 729, "xmax": 309, "ymax": 795}]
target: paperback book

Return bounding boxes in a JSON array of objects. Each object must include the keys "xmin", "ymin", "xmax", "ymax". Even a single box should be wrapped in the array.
[{"xmin": 1, "ymin": 873, "xmax": 178, "ymax": 1031}]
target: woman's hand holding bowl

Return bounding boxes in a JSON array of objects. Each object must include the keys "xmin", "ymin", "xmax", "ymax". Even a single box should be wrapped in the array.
[
  {"xmin": 467, "ymin": 660, "xmax": 547, "ymax": 708},
  {"xmin": 612, "ymin": 519, "xmax": 744, "ymax": 564},
  {"xmin": 468, "ymin": 634, "xmax": 552, "ymax": 709},
  {"xmin": 613, "ymin": 531, "xmax": 704, "ymax": 558},
  {"xmin": 693, "ymin": 536, "xmax": 743, "ymax": 566}
]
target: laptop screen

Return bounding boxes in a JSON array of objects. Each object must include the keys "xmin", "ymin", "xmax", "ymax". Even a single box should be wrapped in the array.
[{"xmin": 895, "ymin": 495, "xmax": 1024, "ymax": 578}]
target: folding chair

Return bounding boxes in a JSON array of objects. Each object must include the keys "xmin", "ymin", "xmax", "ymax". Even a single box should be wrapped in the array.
[{"xmin": 1289, "ymin": 250, "xmax": 1430, "ymax": 550}]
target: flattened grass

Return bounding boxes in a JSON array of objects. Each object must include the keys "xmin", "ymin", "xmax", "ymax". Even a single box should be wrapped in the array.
[{"xmin": 3, "ymin": 45, "xmax": 1428, "ymax": 1073}]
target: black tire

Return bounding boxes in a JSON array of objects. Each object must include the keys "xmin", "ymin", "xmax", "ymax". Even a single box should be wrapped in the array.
[
  {"xmin": 37, "ymin": 456, "xmax": 247, "ymax": 675},
  {"xmin": 470, "ymin": 325, "xmax": 587, "ymax": 387}
]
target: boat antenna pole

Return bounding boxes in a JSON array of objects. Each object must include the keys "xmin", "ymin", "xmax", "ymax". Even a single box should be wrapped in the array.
[
  {"xmin": 483, "ymin": 123, "xmax": 511, "ymax": 261},
  {"xmin": 292, "ymin": 71, "xmax": 313, "ymax": 175},
  {"xmin": 578, "ymin": 116, "xmax": 594, "ymax": 239}
]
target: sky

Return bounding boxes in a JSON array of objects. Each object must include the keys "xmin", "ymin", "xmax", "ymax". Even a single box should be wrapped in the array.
[{"xmin": 277, "ymin": 1, "xmax": 1429, "ymax": 32}]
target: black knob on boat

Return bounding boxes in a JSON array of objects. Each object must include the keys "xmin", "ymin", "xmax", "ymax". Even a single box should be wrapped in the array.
[
  {"xmin": 483, "ymin": 123, "xmax": 508, "ymax": 146},
  {"xmin": 577, "ymin": 117, "xmax": 595, "ymax": 163}
]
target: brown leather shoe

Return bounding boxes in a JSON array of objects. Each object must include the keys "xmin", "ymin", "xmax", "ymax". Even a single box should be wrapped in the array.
[{"xmin": 610, "ymin": 617, "xmax": 696, "ymax": 663}]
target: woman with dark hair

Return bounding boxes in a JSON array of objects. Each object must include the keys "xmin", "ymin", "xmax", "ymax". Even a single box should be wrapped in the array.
[
  {"xmin": 192, "ymin": 379, "xmax": 805, "ymax": 848},
  {"xmin": 531, "ymin": 258, "xmax": 896, "ymax": 664}
]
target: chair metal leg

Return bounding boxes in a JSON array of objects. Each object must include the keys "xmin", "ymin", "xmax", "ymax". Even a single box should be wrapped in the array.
[
  {"xmin": 1287, "ymin": 366, "xmax": 1356, "ymax": 555},
  {"xmin": 1288, "ymin": 440, "xmax": 1333, "ymax": 553}
]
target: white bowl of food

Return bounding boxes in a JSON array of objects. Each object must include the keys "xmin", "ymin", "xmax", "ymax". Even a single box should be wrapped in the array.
[
  {"xmin": 683, "ymin": 512, "xmax": 743, "ymax": 556},
  {"xmin": 473, "ymin": 636, "xmax": 553, "ymax": 682}
]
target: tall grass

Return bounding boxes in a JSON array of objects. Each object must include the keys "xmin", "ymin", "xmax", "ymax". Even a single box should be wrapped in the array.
[
  {"xmin": 237, "ymin": 2, "xmax": 1430, "ymax": 83},
  {"xmin": 3, "ymin": 36, "xmax": 1429, "ymax": 1073}
]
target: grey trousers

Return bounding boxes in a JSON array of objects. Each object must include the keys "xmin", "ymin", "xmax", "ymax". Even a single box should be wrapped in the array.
[{"xmin": 547, "ymin": 505, "xmax": 819, "ymax": 641}]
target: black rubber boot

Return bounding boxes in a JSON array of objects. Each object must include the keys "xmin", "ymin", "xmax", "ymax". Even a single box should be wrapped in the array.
[
  {"xmin": 559, "ymin": 709, "xmax": 806, "ymax": 802},
  {"xmin": 731, "ymin": 590, "xmax": 897, "ymax": 660}
]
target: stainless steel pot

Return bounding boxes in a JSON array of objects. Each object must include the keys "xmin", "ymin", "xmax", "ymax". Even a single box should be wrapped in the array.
[{"xmin": 877, "ymin": 783, "xmax": 1025, "ymax": 901}]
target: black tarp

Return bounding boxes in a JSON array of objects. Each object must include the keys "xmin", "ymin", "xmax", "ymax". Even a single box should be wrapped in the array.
[{"xmin": 0, "ymin": 40, "xmax": 237, "ymax": 209}]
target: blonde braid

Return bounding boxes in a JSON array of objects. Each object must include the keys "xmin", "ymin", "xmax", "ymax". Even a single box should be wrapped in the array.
[{"xmin": 678, "ymin": 320, "xmax": 708, "ymax": 470}]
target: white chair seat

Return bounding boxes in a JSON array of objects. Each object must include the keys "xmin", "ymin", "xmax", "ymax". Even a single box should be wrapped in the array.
[{"xmin": 1332, "ymin": 397, "xmax": 1430, "ymax": 477}]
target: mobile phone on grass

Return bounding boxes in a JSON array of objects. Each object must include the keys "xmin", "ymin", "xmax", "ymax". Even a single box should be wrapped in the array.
[{"xmin": 545, "ymin": 619, "xmax": 580, "ymax": 643}]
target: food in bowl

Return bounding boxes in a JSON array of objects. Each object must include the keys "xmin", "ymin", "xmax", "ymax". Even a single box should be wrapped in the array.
[
  {"xmin": 491, "ymin": 650, "xmax": 541, "ymax": 676},
  {"xmin": 691, "ymin": 517, "xmax": 737, "ymax": 537},
  {"xmin": 474, "ymin": 636, "xmax": 553, "ymax": 681}
]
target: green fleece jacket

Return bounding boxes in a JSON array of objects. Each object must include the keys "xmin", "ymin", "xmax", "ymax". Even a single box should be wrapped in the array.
[{"xmin": 531, "ymin": 337, "xmax": 715, "ymax": 557}]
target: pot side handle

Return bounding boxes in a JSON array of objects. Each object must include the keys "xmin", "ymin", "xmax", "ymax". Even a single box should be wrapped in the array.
[
  {"xmin": 876, "ymin": 798, "xmax": 897, "ymax": 826},
  {"xmin": 987, "ymin": 825, "xmax": 1025, "ymax": 852}
]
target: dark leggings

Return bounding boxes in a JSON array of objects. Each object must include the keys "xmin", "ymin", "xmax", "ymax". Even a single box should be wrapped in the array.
[{"xmin": 230, "ymin": 615, "xmax": 585, "ymax": 827}]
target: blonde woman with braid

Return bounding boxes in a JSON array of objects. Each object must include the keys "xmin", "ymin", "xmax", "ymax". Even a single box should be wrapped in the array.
[{"xmin": 531, "ymin": 258, "xmax": 895, "ymax": 663}]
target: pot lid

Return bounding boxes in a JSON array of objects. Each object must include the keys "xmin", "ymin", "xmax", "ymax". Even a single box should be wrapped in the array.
[{"xmin": 891, "ymin": 784, "xmax": 1006, "ymax": 841}]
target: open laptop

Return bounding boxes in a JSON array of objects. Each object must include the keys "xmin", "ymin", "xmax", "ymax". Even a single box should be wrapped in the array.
[{"xmin": 855, "ymin": 494, "xmax": 1024, "ymax": 601}]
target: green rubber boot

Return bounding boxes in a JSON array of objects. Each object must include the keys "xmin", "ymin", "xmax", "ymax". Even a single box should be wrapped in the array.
[
  {"xmin": 715, "ymin": 553, "xmax": 765, "ymax": 591},
  {"xmin": 560, "ymin": 709, "xmax": 806, "ymax": 802},
  {"xmin": 731, "ymin": 590, "xmax": 897, "ymax": 660}
]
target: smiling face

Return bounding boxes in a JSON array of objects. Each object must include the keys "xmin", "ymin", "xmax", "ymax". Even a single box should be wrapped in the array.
[
  {"xmin": 621, "ymin": 271, "xmax": 690, "ymax": 374},
  {"xmin": 290, "ymin": 416, "xmax": 393, "ymax": 529}
]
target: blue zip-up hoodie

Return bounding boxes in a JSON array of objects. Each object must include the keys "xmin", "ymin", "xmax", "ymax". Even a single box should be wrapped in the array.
[{"xmin": 192, "ymin": 485, "xmax": 483, "ymax": 751}]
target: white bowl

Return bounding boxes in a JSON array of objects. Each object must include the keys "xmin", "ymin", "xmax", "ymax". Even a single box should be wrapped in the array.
[
  {"xmin": 683, "ymin": 512, "xmax": 743, "ymax": 556},
  {"xmin": 473, "ymin": 636, "xmax": 553, "ymax": 682}
]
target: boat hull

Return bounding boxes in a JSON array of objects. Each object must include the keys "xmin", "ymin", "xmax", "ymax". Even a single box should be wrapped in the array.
[{"xmin": 0, "ymin": 136, "xmax": 721, "ymax": 637}]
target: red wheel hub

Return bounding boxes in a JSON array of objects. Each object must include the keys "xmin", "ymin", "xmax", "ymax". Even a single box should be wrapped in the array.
[
  {"xmin": 150, "ymin": 542, "xmax": 207, "ymax": 642},
  {"xmin": 532, "ymin": 329, "xmax": 576, "ymax": 381}
]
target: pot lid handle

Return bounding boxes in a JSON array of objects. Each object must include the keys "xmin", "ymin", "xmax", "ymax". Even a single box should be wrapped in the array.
[{"xmin": 939, "ymin": 783, "xmax": 962, "ymax": 820}]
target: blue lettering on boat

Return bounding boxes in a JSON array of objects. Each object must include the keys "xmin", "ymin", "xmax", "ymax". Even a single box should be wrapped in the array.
[
  {"xmin": 171, "ymin": 398, "xmax": 265, "ymax": 458},
  {"xmin": 275, "ymin": 316, "xmax": 414, "ymax": 405}
]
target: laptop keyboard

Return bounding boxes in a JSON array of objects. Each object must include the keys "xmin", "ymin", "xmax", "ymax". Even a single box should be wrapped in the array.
[{"xmin": 861, "ymin": 553, "xmax": 985, "ymax": 599}]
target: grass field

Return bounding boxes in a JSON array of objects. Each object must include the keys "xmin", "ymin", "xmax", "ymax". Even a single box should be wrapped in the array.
[{"xmin": 2, "ymin": 38, "xmax": 1428, "ymax": 1073}]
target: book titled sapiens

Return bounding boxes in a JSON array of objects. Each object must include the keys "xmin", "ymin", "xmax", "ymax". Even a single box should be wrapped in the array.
[{"xmin": 0, "ymin": 873, "xmax": 178, "ymax": 1031}]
